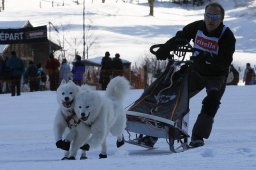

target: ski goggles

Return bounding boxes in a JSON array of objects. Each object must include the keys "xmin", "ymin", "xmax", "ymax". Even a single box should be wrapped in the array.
[{"xmin": 204, "ymin": 13, "xmax": 221, "ymax": 21}]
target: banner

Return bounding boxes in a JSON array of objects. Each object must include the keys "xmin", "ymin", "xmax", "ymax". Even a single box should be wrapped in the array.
[{"xmin": 0, "ymin": 25, "xmax": 48, "ymax": 44}]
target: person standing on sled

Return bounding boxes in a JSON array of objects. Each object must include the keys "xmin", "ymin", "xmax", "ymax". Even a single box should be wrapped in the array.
[{"xmin": 139, "ymin": 2, "xmax": 236, "ymax": 148}]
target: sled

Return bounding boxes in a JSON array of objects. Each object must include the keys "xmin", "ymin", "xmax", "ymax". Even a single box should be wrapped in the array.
[{"xmin": 126, "ymin": 43, "xmax": 193, "ymax": 152}]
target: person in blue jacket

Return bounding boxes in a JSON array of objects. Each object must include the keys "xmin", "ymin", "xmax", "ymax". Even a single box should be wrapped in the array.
[
  {"xmin": 6, "ymin": 51, "xmax": 24, "ymax": 96},
  {"xmin": 72, "ymin": 55, "xmax": 85, "ymax": 85}
]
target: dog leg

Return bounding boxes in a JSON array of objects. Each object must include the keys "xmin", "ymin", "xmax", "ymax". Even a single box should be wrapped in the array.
[
  {"xmin": 61, "ymin": 151, "xmax": 70, "ymax": 160},
  {"xmin": 69, "ymin": 139, "xmax": 82, "ymax": 159},
  {"xmin": 80, "ymin": 144, "xmax": 90, "ymax": 160},
  {"xmin": 99, "ymin": 139, "xmax": 107, "ymax": 159},
  {"xmin": 69, "ymin": 124, "xmax": 91, "ymax": 159},
  {"xmin": 64, "ymin": 128, "xmax": 76, "ymax": 141},
  {"xmin": 116, "ymin": 134, "xmax": 125, "ymax": 148},
  {"xmin": 80, "ymin": 150, "xmax": 88, "ymax": 160},
  {"xmin": 87, "ymin": 127, "xmax": 106, "ymax": 149},
  {"xmin": 54, "ymin": 113, "xmax": 67, "ymax": 142}
]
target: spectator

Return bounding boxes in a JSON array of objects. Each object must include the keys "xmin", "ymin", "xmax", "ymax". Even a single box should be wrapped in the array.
[
  {"xmin": 112, "ymin": 53, "xmax": 124, "ymax": 77},
  {"xmin": 72, "ymin": 55, "xmax": 85, "ymax": 85},
  {"xmin": 0, "ymin": 56, "xmax": 4, "ymax": 93},
  {"xmin": 37, "ymin": 63, "xmax": 47, "ymax": 90},
  {"xmin": 26, "ymin": 61, "xmax": 39, "ymax": 92},
  {"xmin": 45, "ymin": 53, "xmax": 60, "ymax": 91},
  {"xmin": 60, "ymin": 58, "xmax": 71, "ymax": 82},
  {"xmin": 99, "ymin": 51, "xmax": 112, "ymax": 90},
  {"xmin": 6, "ymin": 51, "xmax": 25, "ymax": 96},
  {"xmin": 1, "ymin": 56, "xmax": 10, "ymax": 93},
  {"xmin": 243, "ymin": 63, "xmax": 255, "ymax": 85},
  {"xmin": 226, "ymin": 64, "xmax": 239, "ymax": 85}
]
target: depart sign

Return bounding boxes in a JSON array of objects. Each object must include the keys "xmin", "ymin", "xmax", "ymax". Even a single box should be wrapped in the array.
[{"xmin": 0, "ymin": 25, "xmax": 48, "ymax": 44}]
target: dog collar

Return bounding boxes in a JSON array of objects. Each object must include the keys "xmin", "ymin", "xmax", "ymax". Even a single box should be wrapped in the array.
[{"xmin": 62, "ymin": 110, "xmax": 80, "ymax": 129}]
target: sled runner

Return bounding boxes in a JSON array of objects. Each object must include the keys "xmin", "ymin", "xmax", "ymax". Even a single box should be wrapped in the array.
[{"xmin": 126, "ymin": 43, "xmax": 193, "ymax": 152}]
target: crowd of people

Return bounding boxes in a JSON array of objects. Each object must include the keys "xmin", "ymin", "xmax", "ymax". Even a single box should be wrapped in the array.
[
  {"xmin": 0, "ymin": 49, "xmax": 254, "ymax": 97},
  {"xmin": 0, "ymin": 51, "xmax": 50, "ymax": 95},
  {"xmin": 0, "ymin": 50, "xmax": 125, "ymax": 95},
  {"xmin": 99, "ymin": 51, "xmax": 124, "ymax": 90},
  {"xmin": 226, "ymin": 63, "xmax": 256, "ymax": 86}
]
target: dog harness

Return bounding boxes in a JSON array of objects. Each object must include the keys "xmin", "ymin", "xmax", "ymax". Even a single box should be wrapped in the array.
[{"xmin": 62, "ymin": 110, "xmax": 80, "ymax": 129}]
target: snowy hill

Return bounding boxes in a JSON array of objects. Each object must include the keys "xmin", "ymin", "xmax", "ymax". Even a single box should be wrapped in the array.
[{"xmin": 1, "ymin": 0, "xmax": 256, "ymax": 69}]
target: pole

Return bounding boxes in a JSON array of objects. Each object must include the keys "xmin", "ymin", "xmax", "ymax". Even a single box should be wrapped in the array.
[
  {"xmin": 48, "ymin": 22, "xmax": 52, "ymax": 53},
  {"xmin": 83, "ymin": 0, "xmax": 86, "ymax": 59}
]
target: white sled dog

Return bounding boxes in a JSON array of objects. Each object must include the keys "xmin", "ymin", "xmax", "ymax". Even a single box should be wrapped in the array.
[
  {"xmin": 54, "ymin": 80, "xmax": 81, "ymax": 156},
  {"xmin": 67, "ymin": 76, "xmax": 130, "ymax": 159}
]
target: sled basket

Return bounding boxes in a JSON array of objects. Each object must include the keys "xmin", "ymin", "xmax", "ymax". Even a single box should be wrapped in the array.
[{"xmin": 126, "ymin": 43, "xmax": 193, "ymax": 151}]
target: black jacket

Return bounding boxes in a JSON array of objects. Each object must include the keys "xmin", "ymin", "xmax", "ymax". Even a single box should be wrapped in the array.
[
  {"xmin": 164, "ymin": 20, "xmax": 236, "ymax": 76},
  {"xmin": 101, "ymin": 56, "xmax": 112, "ymax": 70}
]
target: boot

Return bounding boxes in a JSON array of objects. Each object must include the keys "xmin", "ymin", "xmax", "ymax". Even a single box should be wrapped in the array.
[{"xmin": 192, "ymin": 114, "xmax": 214, "ymax": 139}]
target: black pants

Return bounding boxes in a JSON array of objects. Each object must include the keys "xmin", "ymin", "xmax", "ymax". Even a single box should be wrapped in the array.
[
  {"xmin": 189, "ymin": 71, "xmax": 226, "ymax": 116},
  {"xmin": 10, "ymin": 76, "xmax": 22, "ymax": 96},
  {"xmin": 189, "ymin": 70, "xmax": 226, "ymax": 139},
  {"xmin": 49, "ymin": 73, "xmax": 59, "ymax": 91},
  {"xmin": 29, "ymin": 78, "xmax": 40, "ymax": 92}
]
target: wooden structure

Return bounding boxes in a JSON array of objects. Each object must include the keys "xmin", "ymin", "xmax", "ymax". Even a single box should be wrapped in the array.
[{"xmin": 0, "ymin": 20, "xmax": 61, "ymax": 67}]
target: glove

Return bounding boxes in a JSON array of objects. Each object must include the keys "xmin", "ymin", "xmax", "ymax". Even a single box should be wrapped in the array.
[
  {"xmin": 174, "ymin": 37, "xmax": 188, "ymax": 46},
  {"xmin": 155, "ymin": 45, "xmax": 170, "ymax": 60},
  {"xmin": 80, "ymin": 144, "xmax": 90, "ymax": 151},
  {"xmin": 56, "ymin": 140, "xmax": 70, "ymax": 151},
  {"xmin": 191, "ymin": 51, "xmax": 215, "ymax": 64}
]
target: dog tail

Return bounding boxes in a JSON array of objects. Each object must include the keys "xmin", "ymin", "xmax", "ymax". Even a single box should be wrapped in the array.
[{"xmin": 106, "ymin": 76, "xmax": 130, "ymax": 101}]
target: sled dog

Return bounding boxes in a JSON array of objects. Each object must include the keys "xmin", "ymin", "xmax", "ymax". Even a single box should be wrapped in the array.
[
  {"xmin": 54, "ymin": 80, "xmax": 80, "ymax": 155},
  {"xmin": 68, "ymin": 76, "xmax": 130, "ymax": 159}
]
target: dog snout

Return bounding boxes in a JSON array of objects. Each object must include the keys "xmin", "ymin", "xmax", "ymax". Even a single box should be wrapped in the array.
[
  {"xmin": 64, "ymin": 97, "xmax": 70, "ymax": 101},
  {"xmin": 81, "ymin": 113, "xmax": 85, "ymax": 117}
]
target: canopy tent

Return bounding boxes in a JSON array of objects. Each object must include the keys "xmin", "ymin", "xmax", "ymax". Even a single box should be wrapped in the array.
[{"xmin": 81, "ymin": 56, "xmax": 131, "ymax": 69}]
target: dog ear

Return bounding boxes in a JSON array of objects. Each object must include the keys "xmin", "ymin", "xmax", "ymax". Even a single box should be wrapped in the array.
[
  {"xmin": 68, "ymin": 80, "xmax": 78, "ymax": 87},
  {"xmin": 60, "ymin": 79, "xmax": 67, "ymax": 85},
  {"xmin": 68, "ymin": 80, "xmax": 74, "ymax": 84}
]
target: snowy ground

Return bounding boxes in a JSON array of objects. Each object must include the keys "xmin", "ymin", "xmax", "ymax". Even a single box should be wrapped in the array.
[{"xmin": 0, "ymin": 85, "xmax": 256, "ymax": 170}]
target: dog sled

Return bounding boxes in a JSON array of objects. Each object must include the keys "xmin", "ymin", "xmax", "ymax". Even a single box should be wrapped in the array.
[{"xmin": 125, "ymin": 43, "xmax": 193, "ymax": 152}]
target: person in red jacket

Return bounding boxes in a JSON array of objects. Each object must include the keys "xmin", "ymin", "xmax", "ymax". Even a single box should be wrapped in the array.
[
  {"xmin": 138, "ymin": 2, "xmax": 236, "ymax": 148},
  {"xmin": 45, "ymin": 53, "xmax": 60, "ymax": 91}
]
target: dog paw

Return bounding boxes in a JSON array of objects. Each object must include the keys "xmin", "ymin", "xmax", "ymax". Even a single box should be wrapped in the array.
[
  {"xmin": 61, "ymin": 157, "xmax": 69, "ymax": 160},
  {"xmin": 116, "ymin": 135, "xmax": 125, "ymax": 148},
  {"xmin": 68, "ymin": 156, "xmax": 76, "ymax": 160},
  {"xmin": 56, "ymin": 140, "xmax": 70, "ymax": 151},
  {"xmin": 99, "ymin": 153, "xmax": 107, "ymax": 159},
  {"xmin": 80, "ymin": 156, "xmax": 88, "ymax": 160},
  {"xmin": 80, "ymin": 144, "xmax": 90, "ymax": 151}
]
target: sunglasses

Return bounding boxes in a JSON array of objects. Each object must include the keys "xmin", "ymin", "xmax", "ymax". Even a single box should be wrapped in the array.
[{"xmin": 205, "ymin": 13, "xmax": 221, "ymax": 21}]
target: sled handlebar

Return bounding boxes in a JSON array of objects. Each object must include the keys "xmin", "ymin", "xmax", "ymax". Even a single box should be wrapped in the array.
[
  {"xmin": 149, "ymin": 44, "xmax": 163, "ymax": 55},
  {"xmin": 150, "ymin": 43, "xmax": 194, "ymax": 59}
]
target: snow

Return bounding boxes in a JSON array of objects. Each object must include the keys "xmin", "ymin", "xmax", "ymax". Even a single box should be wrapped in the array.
[
  {"xmin": 0, "ymin": 0, "xmax": 256, "ymax": 169},
  {"xmin": 0, "ymin": 86, "xmax": 256, "ymax": 170}
]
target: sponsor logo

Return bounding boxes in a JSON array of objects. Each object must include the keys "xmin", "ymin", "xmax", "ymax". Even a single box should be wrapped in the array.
[
  {"xmin": 195, "ymin": 36, "xmax": 218, "ymax": 52},
  {"xmin": 193, "ymin": 30, "xmax": 220, "ymax": 55},
  {"xmin": 154, "ymin": 94, "xmax": 176, "ymax": 104}
]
